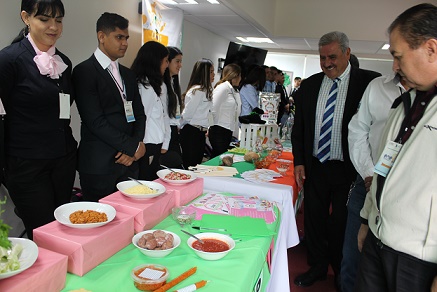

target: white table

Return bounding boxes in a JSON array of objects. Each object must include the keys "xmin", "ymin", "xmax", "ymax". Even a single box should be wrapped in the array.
[{"xmin": 203, "ymin": 176, "xmax": 299, "ymax": 292}]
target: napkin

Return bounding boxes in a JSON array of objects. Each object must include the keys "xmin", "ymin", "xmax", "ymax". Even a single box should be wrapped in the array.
[{"xmin": 193, "ymin": 214, "xmax": 275, "ymax": 237}]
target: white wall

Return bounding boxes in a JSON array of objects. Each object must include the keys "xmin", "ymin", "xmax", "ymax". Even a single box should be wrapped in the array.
[{"xmin": 265, "ymin": 52, "xmax": 394, "ymax": 80}]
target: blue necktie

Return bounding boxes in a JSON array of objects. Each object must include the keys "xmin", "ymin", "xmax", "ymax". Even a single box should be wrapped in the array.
[{"xmin": 317, "ymin": 78, "xmax": 340, "ymax": 163}]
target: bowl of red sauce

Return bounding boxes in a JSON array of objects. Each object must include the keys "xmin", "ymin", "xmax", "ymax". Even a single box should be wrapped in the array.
[{"xmin": 186, "ymin": 232, "xmax": 235, "ymax": 261}]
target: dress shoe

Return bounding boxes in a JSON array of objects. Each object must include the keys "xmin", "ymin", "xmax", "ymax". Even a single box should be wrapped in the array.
[{"xmin": 294, "ymin": 267, "xmax": 327, "ymax": 287}]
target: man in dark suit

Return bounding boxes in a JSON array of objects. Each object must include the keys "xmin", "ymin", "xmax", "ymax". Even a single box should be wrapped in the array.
[
  {"xmin": 73, "ymin": 12, "xmax": 146, "ymax": 202},
  {"xmin": 291, "ymin": 31, "xmax": 381, "ymax": 289},
  {"xmin": 275, "ymin": 70, "xmax": 289, "ymax": 126}
]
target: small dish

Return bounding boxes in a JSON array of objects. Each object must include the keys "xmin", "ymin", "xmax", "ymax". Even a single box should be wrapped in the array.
[
  {"xmin": 171, "ymin": 206, "xmax": 196, "ymax": 227},
  {"xmin": 0, "ymin": 238, "xmax": 39, "ymax": 279},
  {"xmin": 132, "ymin": 230, "xmax": 181, "ymax": 258},
  {"xmin": 117, "ymin": 180, "xmax": 166, "ymax": 199},
  {"xmin": 186, "ymin": 232, "xmax": 235, "ymax": 261},
  {"xmin": 54, "ymin": 202, "xmax": 116, "ymax": 229},
  {"xmin": 131, "ymin": 264, "xmax": 169, "ymax": 291},
  {"xmin": 156, "ymin": 169, "xmax": 197, "ymax": 185}
]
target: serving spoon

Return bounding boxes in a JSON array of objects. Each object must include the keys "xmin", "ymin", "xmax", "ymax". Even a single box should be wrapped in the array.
[
  {"xmin": 127, "ymin": 177, "xmax": 158, "ymax": 192},
  {"xmin": 181, "ymin": 229, "xmax": 204, "ymax": 244},
  {"xmin": 160, "ymin": 164, "xmax": 178, "ymax": 173}
]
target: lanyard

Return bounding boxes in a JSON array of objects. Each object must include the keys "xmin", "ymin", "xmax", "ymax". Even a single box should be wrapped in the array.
[{"xmin": 107, "ymin": 69, "xmax": 127, "ymax": 100}]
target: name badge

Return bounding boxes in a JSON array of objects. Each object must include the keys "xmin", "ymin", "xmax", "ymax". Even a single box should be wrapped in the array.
[
  {"xmin": 59, "ymin": 93, "xmax": 70, "ymax": 119},
  {"xmin": 374, "ymin": 141, "xmax": 402, "ymax": 177},
  {"xmin": 124, "ymin": 100, "xmax": 135, "ymax": 123}
]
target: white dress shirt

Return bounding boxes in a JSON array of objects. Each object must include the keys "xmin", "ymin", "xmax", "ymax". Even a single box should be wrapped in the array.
[
  {"xmin": 240, "ymin": 84, "xmax": 259, "ymax": 116},
  {"xmin": 348, "ymin": 73, "xmax": 406, "ymax": 179},
  {"xmin": 139, "ymin": 82, "xmax": 171, "ymax": 150},
  {"xmin": 180, "ymin": 85, "xmax": 212, "ymax": 129},
  {"xmin": 0, "ymin": 99, "xmax": 5, "ymax": 115},
  {"xmin": 313, "ymin": 64, "xmax": 351, "ymax": 160},
  {"xmin": 212, "ymin": 81, "xmax": 241, "ymax": 133}
]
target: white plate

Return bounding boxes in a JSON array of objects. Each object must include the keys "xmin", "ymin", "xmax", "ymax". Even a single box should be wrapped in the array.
[
  {"xmin": 156, "ymin": 169, "xmax": 197, "ymax": 185},
  {"xmin": 54, "ymin": 202, "xmax": 116, "ymax": 229},
  {"xmin": 117, "ymin": 180, "xmax": 166, "ymax": 199},
  {"xmin": 0, "ymin": 238, "xmax": 39, "ymax": 279}
]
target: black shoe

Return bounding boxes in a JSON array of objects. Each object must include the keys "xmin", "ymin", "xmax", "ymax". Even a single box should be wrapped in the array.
[
  {"xmin": 294, "ymin": 267, "xmax": 327, "ymax": 287},
  {"xmin": 335, "ymin": 274, "xmax": 342, "ymax": 292}
]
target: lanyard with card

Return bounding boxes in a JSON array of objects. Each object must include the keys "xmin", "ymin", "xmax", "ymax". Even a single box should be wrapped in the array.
[
  {"xmin": 374, "ymin": 141, "xmax": 402, "ymax": 177},
  {"xmin": 124, "ymin": 100, "xmax": 135, "ymax": 123}
]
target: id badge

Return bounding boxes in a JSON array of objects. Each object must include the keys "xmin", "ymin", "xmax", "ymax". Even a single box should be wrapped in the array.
[
  {"xmin": 124, "ymin": 100, "xmax": 135, "ymax": 123},
  {"xmin": 207, "ymin": 111, "xmax": 214, "ymax": 127},
  {"xmin": 374, "ymin": 141, "xmax": 402, "ymax": 177},
  {"xmin": 59, "ymin": 93, "xmax": 70, "ymax": 119}
]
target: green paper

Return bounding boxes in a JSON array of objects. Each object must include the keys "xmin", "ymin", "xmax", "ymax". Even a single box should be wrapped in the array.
[{"xmin": 196, "ymin": 214, "xmax": 276, "ymax": 237}]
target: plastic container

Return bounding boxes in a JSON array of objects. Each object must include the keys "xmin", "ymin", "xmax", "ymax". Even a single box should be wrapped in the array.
[{"xmin": 131, "ymin": 264, "xmax": 169, "ymax": 291}]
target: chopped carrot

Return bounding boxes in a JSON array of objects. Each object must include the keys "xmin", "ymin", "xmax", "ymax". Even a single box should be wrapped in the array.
[
  {"xmin": 262, "ymin": 137, "xmax": 268, "ymax": 144},
  {"xmin": 195, "ymin": 280, "xmax": 207, "ymax": 288},
  {"xmin": 153, "ymin": 267, "xmax": 197, "ymax": 292}
]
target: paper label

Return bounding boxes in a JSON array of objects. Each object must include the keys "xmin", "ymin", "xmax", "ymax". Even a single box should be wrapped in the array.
[{"xmin": 59, "ymin": 93, "xmax": 70, "ymax": 119}]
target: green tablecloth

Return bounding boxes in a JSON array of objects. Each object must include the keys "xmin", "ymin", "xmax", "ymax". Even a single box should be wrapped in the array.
[
  {"xmin": 62, "ymin": 195, "xmax": 279, "ymax": 292},
  {"xmin": 202, "ymin": 153, "xmax": 254, "ymax": 178}
]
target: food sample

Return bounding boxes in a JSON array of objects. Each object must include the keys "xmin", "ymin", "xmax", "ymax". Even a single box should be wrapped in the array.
[
  {"xmin": 164, "ymin": 172, "xmax": 191, "ymax": 180},
  {"xmin": 221, "ymin": 155, "xmax": 233, "ymax": 166},
  {"xmin": 244, "ymin": 151, "xmax": 260, "ymax": 162},
  {"xmin": 69, "ymin": 210, "xmax": 108, "ymax": 224},
  {"xmin": 131, "ymin": 264, "xmax": 168, "ymax": 291},
  {"xmin": 192, "ymin": 238, "xmax": 230, "ymax": 252},
  {"xmin": 123, "ymin": 185, "xmax": 157, "ymax": 195},
  {"xmin": 137, "ymin": 230, "xmax": 174, "ymax": 250}
]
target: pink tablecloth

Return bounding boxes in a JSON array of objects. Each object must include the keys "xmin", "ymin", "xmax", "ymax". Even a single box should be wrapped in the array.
[
  {"xmin": 0, "ymin": 247, "xmax": 68, "ymax": 292},
  {"xmin": 33, "ymin": 210, "xmax": 134, "ymax": 276}
]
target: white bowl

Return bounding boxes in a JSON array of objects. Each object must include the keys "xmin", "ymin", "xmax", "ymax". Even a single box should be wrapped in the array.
[
  {"xmin": 54, "ymin": 202, "xmax": 116, "ymax": 229},
  {"xmin": 0, "ymin": 238, "xmax": 39, "ymax": 279},
  {"xmin": 186, "ymin": 232, "xmax": 235, "ymax": 261},
  {"xmin": 132, "ymin": 230, "xmax": 181, "ymax": 258},
  {"xmin": 116, "ymin": 180, "xmax": 166, "ymax": 199},
  {"xmin": 156, "ymin": 169, "xmax": 197, "ymax": 185}
]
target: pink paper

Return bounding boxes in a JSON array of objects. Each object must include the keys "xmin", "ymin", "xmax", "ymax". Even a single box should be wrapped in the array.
[
  {"xmin": 33, "ymin": 211, "xmax": 134, "ymax": 276},
  {"xmin": 155, "ymin": 177, "xmax": 204, "ymax": 206},
  {"xmin": 0, "ymin": 247, "xmax": 68, "ymax": 292},
  {"xmin": 100, "ymin": 191, "xmax": 175, "ymax": 232}
]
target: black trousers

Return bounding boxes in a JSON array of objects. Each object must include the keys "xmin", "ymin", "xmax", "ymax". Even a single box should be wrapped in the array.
[
  {"xmin": 209, "ymin": 125, "xmax": 232, "ymax": 158},
  {"xmin": 80, "ymin": 163, "xmax": 138, "ymax": 202},
  {"xmin": 5, "ymin": 150, "xmax": 77, "ymax": 239},
  {"xmin": 139, "ymin": 143, "xmax": 162, "ymax": 181},
  {"xmin": 355, "ymin": 231, "xmax": 437, "ymax": 292},
  {"xmin": 180, "ymin": 124, "xmax": 206, "ymax": 169},
  {"xmin": 160, "ymin": 125, "xmax": 183, "ymax": 168},
  {"xmin": 304, "ymin": 157, "xmax": 351, "ymax": 274}
]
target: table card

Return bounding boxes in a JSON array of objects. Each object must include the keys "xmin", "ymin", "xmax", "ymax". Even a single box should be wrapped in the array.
[{"xmin": 184, "ymin": 192, "xmax": 276, "ymax": 223}]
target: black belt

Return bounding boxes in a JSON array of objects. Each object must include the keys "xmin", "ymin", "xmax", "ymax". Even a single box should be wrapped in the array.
[{"xmin": 190, "ymin": 124, "xmax": 208, "ymax": 132}]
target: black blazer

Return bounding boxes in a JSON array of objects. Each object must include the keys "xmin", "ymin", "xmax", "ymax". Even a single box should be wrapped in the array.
[
  {"xmin": 0, "ymin": 37, "xmax": 77, "ymax": 159},
  {"xmin": 73, "ymin": 55, "xmax": 145, "ymax": 175},
  {"xmin": 291, "ymin": 66, "xmax": 381, "ymax": 181}
]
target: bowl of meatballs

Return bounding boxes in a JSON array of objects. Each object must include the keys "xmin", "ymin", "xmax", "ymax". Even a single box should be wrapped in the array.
[{"xmin": 132, "ymin": 230, "xmax": 181, "ymax": 258}]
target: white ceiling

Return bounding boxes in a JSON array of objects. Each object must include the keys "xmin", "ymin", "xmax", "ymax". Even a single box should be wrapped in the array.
[{"xmin": 159, "ymin": 0, "xmax": 436, "ymax": 59}]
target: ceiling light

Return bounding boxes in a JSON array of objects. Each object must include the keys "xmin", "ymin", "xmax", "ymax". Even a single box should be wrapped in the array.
[
  {"xmin": 184, "ymin": 0, "xmax": 198, "ymax": 4},
  {"xmin": 159, "ymin": 0, "xmax": 178, "ymax": 4},
  {"xmin": 207, "ymin": 0, "xmax": 220, "ymax": 3},
  {"xmin": 381, "ymin": 44, "xmax": 390, "ymax": 50},
  {"xmin": 236, "ymin": 37, "xmax": 274, "ymax": 43}
]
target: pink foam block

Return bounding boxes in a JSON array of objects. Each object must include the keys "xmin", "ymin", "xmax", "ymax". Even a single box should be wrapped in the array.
[
  {"xmin": 33, "ymin": 211, "xmax": 134, "ymax": 276},
  {"xmin": 0, "ymin": 247, "xmax": 68, "ymax": 292},
  {"xmin": 99, "ymin": 191, "xmax": 175, "ymax": 233},
  {"xmin": 155, "ymin": 177, "xmax": 204, "ymax": 206}
]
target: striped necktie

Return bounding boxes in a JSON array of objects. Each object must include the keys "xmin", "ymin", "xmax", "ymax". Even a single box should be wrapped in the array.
[{"xmin": 317, "ymin": 78, "xmax": 340, "ymax": 163}]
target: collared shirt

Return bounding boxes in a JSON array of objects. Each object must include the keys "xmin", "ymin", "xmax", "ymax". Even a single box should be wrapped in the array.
[
  {"xmin": 180, "ymin": 85, "xmax": 213, "ymax": 129},
  {"xmin": 94, "ymin": 48, "xmax": 125, "ymax": 99},
  {"xmin": 139, "ymin": 82, "xmax": 170, "ymax": 149},
  {"xmin": 348, "ymin": 73, "xmax": 406, "ymax": 179},
  {"xmin": 313, "ymin": 63, "xmax": 351, "ymax": 160},
  {"xmin": 212, "ymin": 81, "xmax": 241, "ymax": 133},
  {"xmin": 240, "ymin": 84, "xmax": 259, "ymax": 116},
  {"xmin": 263, "ymin": 80, "xmax": 276, "ymax": 93},
  {"xmin": 0, "ymin": 99, "xmax": 5, "ymax": 115}
]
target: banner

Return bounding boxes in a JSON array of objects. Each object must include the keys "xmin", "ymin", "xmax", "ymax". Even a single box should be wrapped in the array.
[{"xmin": 142, "ymin": 0, "xmax": 183, "ymax": 47}]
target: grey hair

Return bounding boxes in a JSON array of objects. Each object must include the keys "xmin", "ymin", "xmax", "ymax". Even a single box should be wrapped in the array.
[{"xmin": 318, "ymin": 31, "xmax": 350, "ymax": 53}]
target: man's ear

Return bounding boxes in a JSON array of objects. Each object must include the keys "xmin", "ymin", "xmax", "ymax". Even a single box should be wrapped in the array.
[
  {"xmin": 426, "ymin": 38, "xmax": 437, "ymax": 63},
  {"xmin": 97, "ymin": 31, "xmax": 106, "ymax": 45}
]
